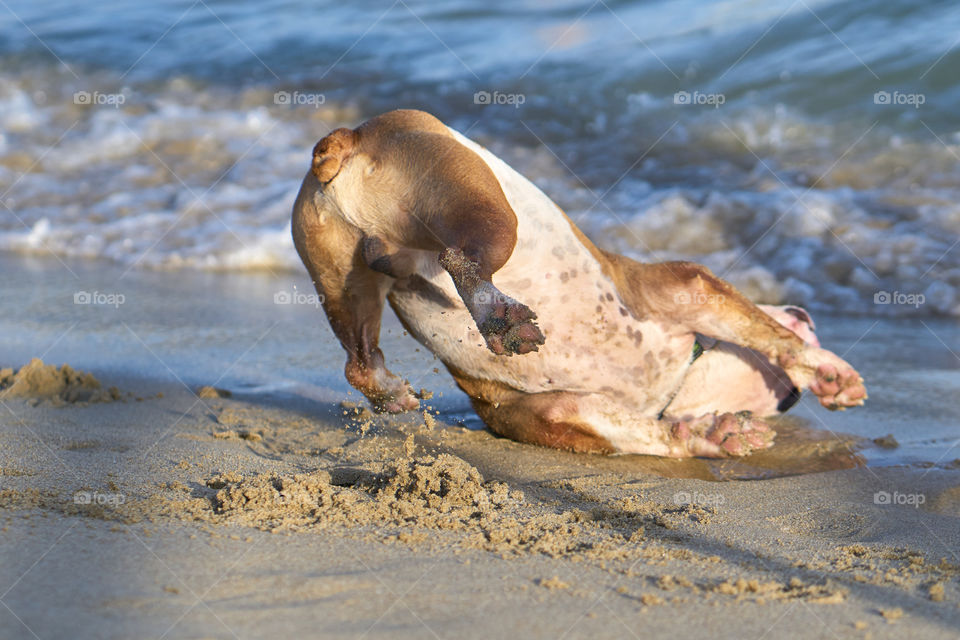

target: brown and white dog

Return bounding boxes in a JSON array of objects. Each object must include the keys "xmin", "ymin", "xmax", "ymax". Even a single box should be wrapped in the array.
[{"xmin": 291, "ymin": 109, "xmax": 866, "ymax": 458}]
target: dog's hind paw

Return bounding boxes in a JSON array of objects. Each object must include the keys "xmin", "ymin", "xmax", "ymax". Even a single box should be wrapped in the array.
[
  {"xmin": 478, "ymin": 298, "xmax": 545, "ymax": 356},
  {"xmin": 372, "ymin": 394, "xmax": 419, "ymax": 414},
  {"xmin": 345, "ymin": 362, "xmax": 420, "ymax": 414}
]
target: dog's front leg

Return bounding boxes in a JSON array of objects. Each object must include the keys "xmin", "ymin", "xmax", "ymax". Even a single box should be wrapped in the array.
[{"xmin": 640, "ymin": 261, "xmax": 867, "ymax": 410}]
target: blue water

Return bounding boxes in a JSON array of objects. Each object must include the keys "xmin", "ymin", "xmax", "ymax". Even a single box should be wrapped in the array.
[
  {"xmin": 4, "ymin": 1, "xmax": 958, "ymax": 126},
  {"xmin": 0, "ymin": 0, "xmax": 959, "ymax": 316},
  {"xmin": 0, "ymin": 0, "xmax": 960, "ymax": 126}
]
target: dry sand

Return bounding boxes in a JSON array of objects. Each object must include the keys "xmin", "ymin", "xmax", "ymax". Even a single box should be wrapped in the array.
[
  {"xmin": 0, "ymin": 358, "xmax": 121, "ymax": 405},
  {"xmin": 1, "ymin": 359, "xmax": 959, "ymax": 639}
]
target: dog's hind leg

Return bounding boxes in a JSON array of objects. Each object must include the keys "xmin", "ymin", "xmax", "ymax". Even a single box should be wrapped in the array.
[
  {"xmin": 308, "ymin": 114, "xmax": 545, "ymax": 357},
  {"xmin": 437, "ymin": 245, "xmax": 545, "ymax": 356},
  {"xmin": 358, "ymin": 218, "xmax": 545, "ymax": 357},
  {"xmin": 292, "ymin": 175, "xmax": 419, "ymax": 414}
]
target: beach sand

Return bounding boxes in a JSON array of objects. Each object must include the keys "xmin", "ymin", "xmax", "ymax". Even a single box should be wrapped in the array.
[{"xmin": 1, "ymin": 256, "xmax": 959, "ymax": 639}]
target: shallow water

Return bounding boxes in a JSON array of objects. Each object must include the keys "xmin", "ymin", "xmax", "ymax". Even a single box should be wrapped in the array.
[
  {"xmin": 0, "ymin": 1, "xmax": 959, "ymax": 316},
  {"xmin": 1, "ymin": 254, "xmax": 956, "ymax": 477}
]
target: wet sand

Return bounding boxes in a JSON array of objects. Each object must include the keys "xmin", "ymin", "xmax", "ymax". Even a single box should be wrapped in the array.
[
  {"xmin": 1, "ymin": 256, "xmax": 959, "ymax": 638},
  {"xmin": 1, "ymin": 364, "xmax": 959, "ymax": 639}
]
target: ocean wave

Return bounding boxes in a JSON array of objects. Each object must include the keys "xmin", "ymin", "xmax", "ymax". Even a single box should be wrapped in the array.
[{"xmin": 0, "ymin": 64, "xmax": 957, "ymax": 316}]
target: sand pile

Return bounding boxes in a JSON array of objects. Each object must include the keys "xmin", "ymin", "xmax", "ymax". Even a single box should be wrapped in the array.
[
  {"xmin": 204, "ymin": 444, "xmax": 524, "ymax": 536},
  {"xmin": 171, "ymin": 438, "xmax": 618, "ymax": 557},
  {"xmin": 0, "ymin": 384, "xmax": 941, "ymax": 613},
  {"xmin": 0, "ymin": 358, "xmax": 119, "ymax": 404},
  {"xmin": 181, "ymin": 439, "xmax": 699, "ymax": 558},
  {"xmin": 187, "ymin": 448, "xmax": 854, "ymax": 604}
]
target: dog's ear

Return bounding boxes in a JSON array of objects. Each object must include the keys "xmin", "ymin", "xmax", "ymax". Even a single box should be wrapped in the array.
[
  {"xmin": 781, "ymin": 305, "xmax": 815, "ymax": 330},
  {"xmin": 312, "ymin": 128, "xmax": 358, "ymax": 184}
]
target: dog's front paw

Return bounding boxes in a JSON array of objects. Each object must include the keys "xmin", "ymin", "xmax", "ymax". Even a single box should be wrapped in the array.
[
  {"xmin": 478, "ymin": 299, "xmax": 545, "ymax": 356},
  {"xmin": 793, "ymin": 348, "xmax": 867, "ymax": 410},
  {"xmin": 809, "ymin": 361, "xmax": 867, "ymax": 410},
  {"xmin": 672, "ymin": 412, "xmax": 775, "ymax": 458}
]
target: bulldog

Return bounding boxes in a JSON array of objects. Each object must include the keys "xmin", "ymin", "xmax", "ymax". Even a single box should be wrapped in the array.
[{"xmin": 291, "ymin": 109, "xmax": 866, "ymax": 458}]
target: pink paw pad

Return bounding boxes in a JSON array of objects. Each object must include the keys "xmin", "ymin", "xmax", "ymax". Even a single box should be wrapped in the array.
[
  {"xmin": 709, "ymin": 414, "xmax": 770, "ymax": 455},
  {"xmin": 672, "ymin": 412, "xmax": 775, "ymax": 458},
  {"xmin": 810, "ymin": 363, "xmax": 867, "ymax": 410}
]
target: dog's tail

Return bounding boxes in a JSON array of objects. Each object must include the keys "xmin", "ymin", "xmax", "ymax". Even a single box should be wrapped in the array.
[{"xmin": 312, "ymin": 128, "xmax": 357, "ymax": 184}]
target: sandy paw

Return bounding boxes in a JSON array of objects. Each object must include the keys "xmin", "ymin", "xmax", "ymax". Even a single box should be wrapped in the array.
[
  {"xmin": 346, "ymin": 363, "xmax": 420, "ymax": 414},
  {"xmin": 368, "ymin": 384, "xmax": 420, "ymax": 414},
  {"xmin": 673, "ymin": 412, "xmax": 776, "ymax": 458},
  {"xmin": 478, "ymin": 299, "xmax": 545, "ymax": 356}
]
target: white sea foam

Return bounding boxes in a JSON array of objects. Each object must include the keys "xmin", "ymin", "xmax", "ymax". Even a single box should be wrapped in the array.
[{"xmin": 0, "ymin": 69, "xmax": 957, "ymax": 316}]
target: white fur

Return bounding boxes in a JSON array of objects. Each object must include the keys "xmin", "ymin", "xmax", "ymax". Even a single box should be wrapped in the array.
[{"xmin": 385, "ymin": 129, "xmax": 697, "ymax": 417}]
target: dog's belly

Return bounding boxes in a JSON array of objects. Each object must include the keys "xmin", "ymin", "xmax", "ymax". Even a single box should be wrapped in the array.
[
  {"xmin": 389, "ymin": 277, "xmax": 694, "ymax": 412},
  {"xmin": 386, "ymin": 130, "xmax": 696, "ymax": 414}
]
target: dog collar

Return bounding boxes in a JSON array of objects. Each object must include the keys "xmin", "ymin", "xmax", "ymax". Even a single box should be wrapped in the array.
[
  {"xmin": 656, "ymin": 339, "xmax": 707, "ymax": 419},
  {"xmin": 691, "ymin": 340, "xmax": 704, "ymax": 363}
]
